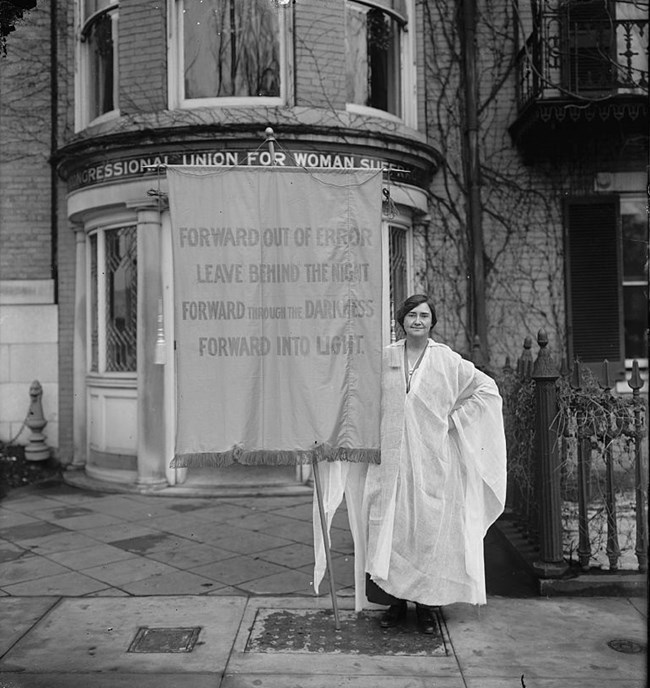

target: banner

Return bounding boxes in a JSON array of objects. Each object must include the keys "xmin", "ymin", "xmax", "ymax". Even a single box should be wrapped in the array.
[{"xmin": 167, "ymin": 166, "xmax": 383, "ymax": 467}]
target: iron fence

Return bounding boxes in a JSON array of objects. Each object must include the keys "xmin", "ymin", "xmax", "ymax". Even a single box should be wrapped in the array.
[{"xmin": 495, "ymin": 331, "xmax": 647, "ymax": 576}]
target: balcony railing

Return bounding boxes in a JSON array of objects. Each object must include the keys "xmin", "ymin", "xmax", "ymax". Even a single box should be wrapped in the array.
[{"xmin": 515, "ymin": 12, "xmax": 648, "ymax": 109}]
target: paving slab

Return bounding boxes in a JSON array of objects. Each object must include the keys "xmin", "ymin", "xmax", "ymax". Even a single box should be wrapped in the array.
[
  {"xmin": 0, "ymin": 554, "xmax": 71, "ymax": 587},
  {"xmin": 43, "ymin": 543, "xmax": 135, "ymax": 569},
  {"xmin": 118, "ymin": 568, "xmax": 226, "ymax": 595},
  {"xmin": 0, "ymin": 596, "xmax": 248, "ymax": 675},
  {"xmin": 14, "ymin": 530, "xmax": 104, "ymax": 555},
  {"xmin": 444, "ymin": 597, "xmax": 647, "ymax": 686},
  {"xmin": 0, "ymin": 673, "xmax": 219, "ymax": 688},
  {"xmin": 0, "ymin": 542, "xmax": 26, "ymax": 564},
  {"xmin": 2, "ymin": 570, "xmax": 112, "ymax": 596},
  {"xmin": 462, "ymin": 680, "xmax": 645, "ymax": 688},
  {"xmin": 189, "ymin": 554, "xmax": 289, "ymax": 585},
  {"xmin": 221, "ymin": 674, "xmax": 465, "ymax": 688},
  {"xmin": 238, "ymin": 567, "xmax": 314, "ymax": 595},
  {"xmin": 79, "ymin": 523, "xmax": 165, "ymax": 543},
  {"xmin": 0, "ymin": 496, "xmax": 70, "ymax": 514},
  {"xmin": 0, "ymin": 511, "xmax": 40, "ymax": 529},
  {"xmin": 80, "ymin": 556, "xmax": 179, "ymax": 586},
  {"xmin": 143, "ymin": 541, "xmax": 238, "ymax": 568},
  {"xmin": 0, "ymin": 598, "xmax": 59, "ymax": 655}
]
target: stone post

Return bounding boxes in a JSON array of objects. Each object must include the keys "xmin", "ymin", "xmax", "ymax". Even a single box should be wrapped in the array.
[
  {"xmin": 25, "ymin": 380, "xmax": 50, "ymax": 461},
  {"xmin": 70, "ymin": 226, "xmax": 87, "ymax": 469},
  {"xmin": 129, "ymin": 200, "xmax": 168, "ymax": 490},
  {"xmin": 532, "ymin": 330, "xmax": 568, "ymax": 577}
]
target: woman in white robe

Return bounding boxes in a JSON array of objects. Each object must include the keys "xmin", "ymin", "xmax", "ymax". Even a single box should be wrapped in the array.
[{"xmin": 363, "ymin": 294, "xmax": 507, "ymax": 632}]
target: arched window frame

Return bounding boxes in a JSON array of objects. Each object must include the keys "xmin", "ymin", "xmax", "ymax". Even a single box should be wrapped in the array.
[
  {"xmin": 76, "ymin": 0, "xmax": 119, "ymax": 131},
  {"xmin": 345, "ymin": 0, "xmax": 417, "ymax": 127}
]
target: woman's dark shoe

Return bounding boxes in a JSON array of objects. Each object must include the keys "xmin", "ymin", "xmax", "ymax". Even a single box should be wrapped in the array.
[
  {"xmin": 415, "ymin": 604, "xmax": 436, "ymax": 635},
  {"xmin": 379, "ymin": 602, "xmax": 407, "ymax": 628}
]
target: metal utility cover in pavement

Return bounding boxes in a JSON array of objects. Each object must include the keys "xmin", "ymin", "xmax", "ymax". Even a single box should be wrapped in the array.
[
  {"xmin": 246, "ymin": 609, "xmax": 449, "ymax": 656},
  {"xmin": 127, "ymin": 626, "xmax": 201, "ymax": 653}
]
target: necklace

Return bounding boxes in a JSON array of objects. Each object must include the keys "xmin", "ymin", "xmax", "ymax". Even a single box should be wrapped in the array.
[{"xmin": 404, "ymin": 344, "xmax": 427, "ymax": 392}]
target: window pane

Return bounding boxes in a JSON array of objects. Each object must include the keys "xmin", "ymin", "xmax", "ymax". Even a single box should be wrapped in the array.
[
  {"xmin": 105, "ymin": 226, "xmax": 137, "ymax": 372},
  {"xmin": 346, "ymin": 3, "xmax": 402, "ymax": 115},
  {"xmin": 622, "ymin": 203, "xmax": 647, "ymax": 281},
  {"xmin": 89, "ymin": 234, "xmax": 98, "ymax": 372},
  {"xmin": 389, "ymin": 225, "xmax": 407, "ymax": 334},
  {"xmin": 563, "ymin": 1, "xmax": 613, "ymax": 92},
  {"xmin": 624, "ymin": 285, "xmax": 648, "ymax": 360},
  {"xmin": 86, "ymin": 10, "xmax": 115, "ymax": 119},
  {"xmin": 84, "ymin": 0, "xmax": 116, "ymax": 19},
  {"xmin": 183, "ymin": 0, "xmax": 280, "ymax": 99}
]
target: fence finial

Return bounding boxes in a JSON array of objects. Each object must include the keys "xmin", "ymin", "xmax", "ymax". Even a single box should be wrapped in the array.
[
  {"xmin": 532, "ymin": 330, "xmax": 559, "ymax": 379},
  {"xmin": 517, "ymin": 336, "xmax": 534, "ymax": 379},
  {"xmin": 600, "ymin": 359, "xmax": 613, "ymax": 390},
  {"xmin": 628, "ymin": 359, "xmax": 643, "ymax": 392},
  {"xmin": 570, "ymin": 360, "xmax": 584, "ymax": 389}
]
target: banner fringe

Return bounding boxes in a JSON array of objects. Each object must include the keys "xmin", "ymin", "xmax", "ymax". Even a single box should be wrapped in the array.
[{"xmin": 170, "ymin": 445, "xmax": 380, "ymax": 469}]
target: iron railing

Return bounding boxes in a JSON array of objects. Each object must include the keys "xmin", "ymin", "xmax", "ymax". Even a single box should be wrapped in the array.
[
  {"xmin": 515, "ymin": 11, "xmax": 648, "ymax": 108},
  {"xmin": 496, "ymin": 332, "xmax": 648, "ymax": 576}
]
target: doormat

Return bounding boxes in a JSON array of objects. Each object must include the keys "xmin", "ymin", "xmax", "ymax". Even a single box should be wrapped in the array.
[{"xmin": 245, "ymin": 608, "xmax": 449, "ymax": 656}]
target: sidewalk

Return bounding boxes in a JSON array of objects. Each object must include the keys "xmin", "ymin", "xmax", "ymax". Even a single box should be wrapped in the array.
[{"xmin": 0, "ymin": 481, "xmax": 646, "ymax": 687}]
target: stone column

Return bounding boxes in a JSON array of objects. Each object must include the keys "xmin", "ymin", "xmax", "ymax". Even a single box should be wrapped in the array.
[
  {"xmin": 70, "ymin": 226, "xmax": 87, "ymax": 469},
  {"xmin": 129, "ymin": 200, "xmax": 168, "ymax": 490}
]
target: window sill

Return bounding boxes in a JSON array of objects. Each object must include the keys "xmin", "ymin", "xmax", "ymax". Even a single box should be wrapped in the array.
[
  {"xmin": 346, "ymin": 103, "xmax": 404, "ymax": 125},
  {"xmin": 77, "ymin": 109, "xmax": 121, "ymax": 134},
  {"xmin": 176, "ymin": 97, "xmax": 284, "ymax": 109}
]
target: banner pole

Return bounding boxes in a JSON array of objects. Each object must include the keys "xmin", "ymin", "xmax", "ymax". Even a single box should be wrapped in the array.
[
  {"xmin": 311, "ymin": 456, "xmax": 341, "ymax": 630},
  {"xmin": 264, "ymin": 126, "xmax": 277, "ymax": 165}
]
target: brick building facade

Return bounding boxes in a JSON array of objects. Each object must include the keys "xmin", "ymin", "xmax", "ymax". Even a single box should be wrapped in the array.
[{"xmin": 0, "ymin": 0, "xmax": 647, "ymax": 490}]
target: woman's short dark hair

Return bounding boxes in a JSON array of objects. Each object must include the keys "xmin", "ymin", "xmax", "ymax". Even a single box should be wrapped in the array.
[{"xmin": 396, "ymin": 294, "xmax": 438, "ymax": 330}]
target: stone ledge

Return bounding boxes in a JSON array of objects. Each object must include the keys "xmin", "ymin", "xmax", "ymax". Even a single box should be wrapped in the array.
[
  {"xmin": 63, "ymin": 467, "xmax": 313, "ymax": 499},
  {"xmin": 493, "ymin": 514, "xmax": 647, "ymax": 597}
]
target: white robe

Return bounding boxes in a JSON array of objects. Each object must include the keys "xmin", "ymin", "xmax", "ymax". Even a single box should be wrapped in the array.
[
  {"xmin": 364, "ymin": 338, "xmax": 507, "ymax": 606},
  {"xmin": 313, "ymin": 338, "xmax": 506, "ymax": 609}
]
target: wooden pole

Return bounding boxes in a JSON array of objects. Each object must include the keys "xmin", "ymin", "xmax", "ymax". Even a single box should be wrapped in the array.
[{"xmin": 311, "ymin": 456, "xmax": 341, "ymax": 630}]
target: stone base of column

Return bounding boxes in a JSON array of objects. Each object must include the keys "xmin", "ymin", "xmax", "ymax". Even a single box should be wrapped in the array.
[
  {"xmin": 136, "ymin": 477, "xmax": 169, "ymax": 493},
  {"xmin": 533, "ymin": 559, "xmax": 569, "ymax": 579}
]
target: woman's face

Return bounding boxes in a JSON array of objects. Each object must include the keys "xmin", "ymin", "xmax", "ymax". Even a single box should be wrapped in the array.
[{"xmin": 403, "ymin": 303, "xmax": 433, "ymax": 341}]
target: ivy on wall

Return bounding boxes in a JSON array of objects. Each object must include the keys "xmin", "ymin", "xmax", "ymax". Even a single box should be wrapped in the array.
[{"xmin": 0, "ymin": 0, "xmax": 36, "ymax": 54}]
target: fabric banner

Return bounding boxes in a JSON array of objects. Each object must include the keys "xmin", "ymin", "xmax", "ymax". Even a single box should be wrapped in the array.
[{"xmin": 167, "ymin": 166, "xmax": 383, "ymax": 467}]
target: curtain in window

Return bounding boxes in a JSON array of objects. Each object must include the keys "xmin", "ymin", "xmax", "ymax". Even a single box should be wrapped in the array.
[
  {"xmin": 346, "ymin": 2, "xmax": 402, "ymax": 115},
  {"xmin": 86, "ymin": 9, "xmax": 115, "ymax": 119},
  {"xmin": 183, "ymin": 0, "xmax": 280, "ymax": 99}
]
